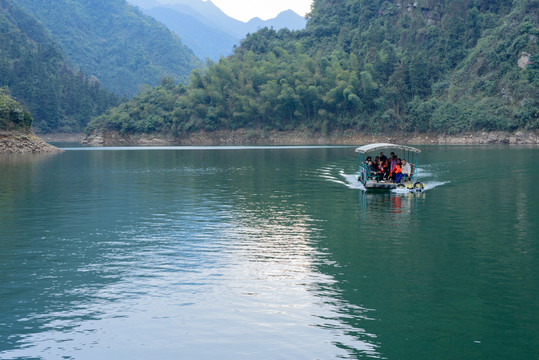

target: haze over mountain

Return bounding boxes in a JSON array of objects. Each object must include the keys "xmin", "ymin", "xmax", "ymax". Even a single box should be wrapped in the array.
[
  {"xmin": 127, "ymin": 0, "xmax": 307, "ymax": 60},
  {"xmin": 143, "ymin": 7, "xmax": 238, "ymax": 61}
]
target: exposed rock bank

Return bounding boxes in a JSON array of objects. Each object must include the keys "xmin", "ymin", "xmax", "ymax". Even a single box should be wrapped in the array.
[
  {"xmin": 0, "ymin": 131, "xmax": 63, "ymax": 154},
  {"xmin": 38, "ymin": 133, "xmax": 85, "ymax": 143},
  {"xmin": 83, "ymin": 129, "xmax": 539, "ymax": 146}
]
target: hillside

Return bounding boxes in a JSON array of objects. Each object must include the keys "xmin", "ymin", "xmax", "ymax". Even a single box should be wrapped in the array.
[
  {"xmin": 15, "ymin": 0, "xmax": 202, "ymax": 97},
  {"xmin": 0, "ymin": 0, "xmax": 118, "ymax": 133},
  {"xmin": 87, "ymin": 0, "xmax": 538, "ymax": 140}
]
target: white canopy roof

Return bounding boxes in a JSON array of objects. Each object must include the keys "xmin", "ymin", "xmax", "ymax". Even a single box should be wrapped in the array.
[{"xmin": 355, "ymin": 143, "xmax": 421, "ymax": 154}]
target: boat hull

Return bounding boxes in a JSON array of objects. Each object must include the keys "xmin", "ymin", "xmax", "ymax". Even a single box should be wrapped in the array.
[
  {"xmin": 362, "ymin": 179, "xmax": 425, "ymax": 191},
  {"xmin": 364, "ymin": 180, "xmax": 396, "ymax": 190}
]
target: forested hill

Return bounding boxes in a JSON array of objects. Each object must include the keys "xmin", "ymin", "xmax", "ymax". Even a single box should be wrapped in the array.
[
  {"xmin": 0, "ymin": 0, "xmax": 118, "ymax": 132},
  {"xmin": 16, "ymin": 0, "xmax": 202, "ymax": 97},
  {"xmin": 88, "ymin": 0, "xmax": 538, "ymax": 137}
]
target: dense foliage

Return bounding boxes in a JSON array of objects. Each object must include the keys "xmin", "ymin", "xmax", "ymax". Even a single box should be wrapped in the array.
[
  {"xmin": 0, "ymin": 88, "xmax": 33, "ymax": 131},
  {"xmin": 0, "ymin": 0, "xmax": 119, "ymax": 132},
  {"xmin": 16, "ymin": 0, "xmax": 202, "ymax": 97},
  {"xmin": 89, "ymin": 0, "xmax": 538, "ymax": 136}
]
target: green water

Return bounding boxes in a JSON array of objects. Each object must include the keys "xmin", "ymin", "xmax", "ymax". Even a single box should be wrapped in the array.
[{"xmin": 0, "ymin": 145, "xmax": 538, "ymax": 359}]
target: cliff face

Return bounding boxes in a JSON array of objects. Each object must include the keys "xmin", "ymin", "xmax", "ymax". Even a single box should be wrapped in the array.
[{"xmin": 0, "ymin": 131, "xmax": 62, "ymax": 154}]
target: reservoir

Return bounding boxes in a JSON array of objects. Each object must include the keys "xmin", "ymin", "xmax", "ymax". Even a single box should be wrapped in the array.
[{"xmin": 1, "ymin": 145, "xmax": 538, "ymax": 359}]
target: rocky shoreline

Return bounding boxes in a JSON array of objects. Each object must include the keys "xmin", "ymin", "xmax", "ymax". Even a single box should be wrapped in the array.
[
  {"xmin": 82, "ymin": 129, "xmax": 539, "ymax": 146},
  {"xmin": 2, "ymin": 129, "xmax": 536, "ymax": 154},
  {"xmin": 38, "ymin": 133, "xmax": 85, "ymax": 143},
  {"xmin": 0, "ymin": 131, "xmax": 63, "ymax": 154}
]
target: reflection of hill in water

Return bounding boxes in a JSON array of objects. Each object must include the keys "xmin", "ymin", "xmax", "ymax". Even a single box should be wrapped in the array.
[{"xmin": 359, "ymin": 191, "xmax": 426, "ymax": 215}]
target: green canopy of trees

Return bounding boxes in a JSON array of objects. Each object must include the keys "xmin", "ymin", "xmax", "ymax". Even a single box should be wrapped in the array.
[
  {"xmin": 0, "ymin": 0, "xmax": 119, "ymax": 133},
  {"xmin": 0, "ymin": 88, "xmax": 33, "ymax": 131},
  {"xmin": 88, "ymin": 0, "xmax": 538, "ymax": 135}
]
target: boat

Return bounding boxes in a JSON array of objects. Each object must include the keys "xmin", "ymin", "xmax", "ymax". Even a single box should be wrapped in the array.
[{"xmin": 355, "ymin": 143, "xmax": 425, "ymax": 191}]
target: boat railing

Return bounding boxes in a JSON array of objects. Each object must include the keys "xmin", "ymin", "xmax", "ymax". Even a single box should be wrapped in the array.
[{"xmin": 410, "ymin": 163, "xmax": 418, "ymax": 182}]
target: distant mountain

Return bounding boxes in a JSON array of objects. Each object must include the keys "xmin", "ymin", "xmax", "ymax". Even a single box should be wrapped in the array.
[
  {"xmin": 129, "ymin": 0, "xmax": 245, "ymax": 37},
  {"xmin": 246, "ymin": 10, "xmax": 307, "ymax": 35},
  {"xmin": 15, "ymin": 0, "xmax": 202, "ymax": 97},
  {"xmin": 145, "ymin": 7, "xmax": 238, "ymax": 61},
  {"xmin": 127, "ymin": 0, "xmax": 307, "ymax": 60}
]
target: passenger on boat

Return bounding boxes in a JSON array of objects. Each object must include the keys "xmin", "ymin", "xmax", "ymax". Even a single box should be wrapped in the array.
[
  {"xmin": 381, "ymin": 158, "xmax": 390, "ymax": 179},
  {"xmin": 373, "ymin": 158, "xmax": 384, "ymax": 179},
  {"xmin": 367, "ymin": 160, "xmax": 383, "ymax": 181},
  {"xmin": 390, "ymin": 153, "xmax": 398, "ymax": 173},
  {"xmin": 401, "ymin": 159, "xmax": 412, "ymax": 180},
  {"xmin": 390, "ymin": 159, "xmax": 403, "ymax": 183},
  {"xmin": 365, "ymin": 156, "xmax": 372, "ymax": 165},
  {"xmin": 380, "ymin": 152, "xmax": 388, "ymax": 164}
]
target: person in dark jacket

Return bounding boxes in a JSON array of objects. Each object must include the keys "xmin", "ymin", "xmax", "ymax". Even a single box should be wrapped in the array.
[
  {"xmin": 380, "ymin": 152, "xmax": 388, "ymax": 164},
  {"xmin": 381, "ymin": 158, "xmax": 390, "ymax": 179},
  {"xmin": 368, "ymin": 160, "xmax": 383, "ymax": 181}
]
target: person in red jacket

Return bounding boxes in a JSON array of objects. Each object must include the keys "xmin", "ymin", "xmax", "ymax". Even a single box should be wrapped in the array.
[{"xmin": 390, "ymin": 159, "xmax": 403, "ymax": 183}]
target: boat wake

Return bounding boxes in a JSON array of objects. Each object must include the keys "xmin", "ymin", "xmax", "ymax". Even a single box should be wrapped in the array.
[
  {"xmin": 321, "ymin": 166, "xmax": 448, "ymax": 192},
  {"xmin": 390, "ymin": 180, "xmax": 448, "ymax": 193},
  {"xmin": 340, "ymin": 171, "xmax": 366, "ymax": 190},
  {"xmin": 319, "ymin": 167, "xmax": 361, "ymax": 188}
]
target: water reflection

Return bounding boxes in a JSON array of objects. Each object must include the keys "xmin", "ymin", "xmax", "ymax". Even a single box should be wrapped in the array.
[
  {"xmin": 356, "ymin": 192, "xmax": 426, "ymax": 225},
  {"xmin": 0, "ymin": 148, "xmax": 380, "ymax": 359},
  {"xmin": 219, "ymin": 198, "xmax": 381, "ymax": 358},
  {"xmin": 0, "ymin": 152, "xmax": 60, "ymax": 166}
]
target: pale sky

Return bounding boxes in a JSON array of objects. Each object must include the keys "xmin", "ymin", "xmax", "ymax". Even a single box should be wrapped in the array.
[
  {"xmin": 170, "ymin": 0, "xmax": 313, "ymax": 22},
  {"xmin": 210, "ymin": 0, "xmax": 312, "ymax": 21}
]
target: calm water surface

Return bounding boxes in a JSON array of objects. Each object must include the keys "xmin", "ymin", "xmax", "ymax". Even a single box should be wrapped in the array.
[{"xmin": 0, "ymin": 145, "xmax": 537, "ymax": 359}]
